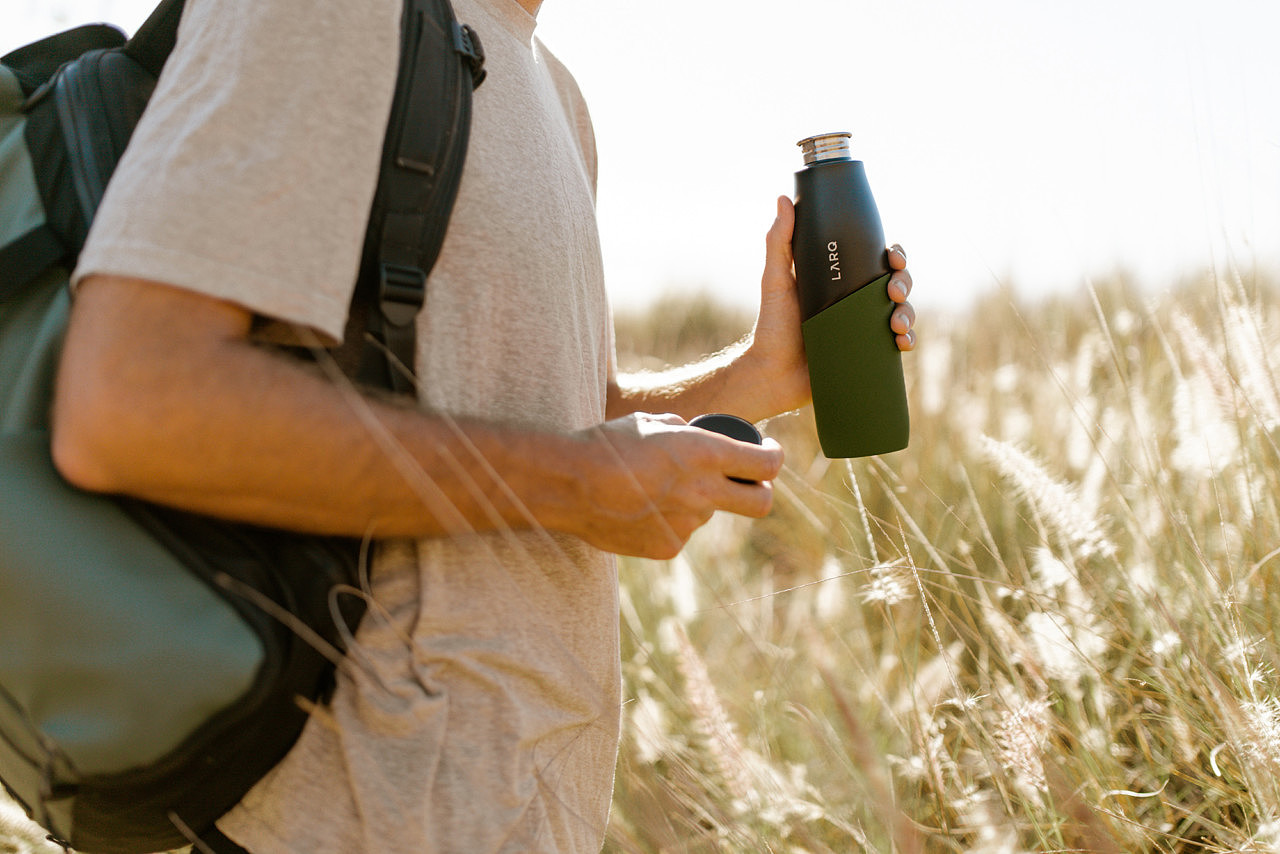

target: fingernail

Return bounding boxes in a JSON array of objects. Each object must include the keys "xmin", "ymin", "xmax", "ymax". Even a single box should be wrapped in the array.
[{"xmin": 889, "ymin": 280, "xmax": 907, "ymax": 301}]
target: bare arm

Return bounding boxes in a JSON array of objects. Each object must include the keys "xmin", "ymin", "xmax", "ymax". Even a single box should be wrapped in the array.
[
  {"xmin": 608, "ymin": 196, "xmax": 915, "ymax": 424},
  {"xmin": 52, "ymin": 275, "xmax": 783, "ymax": 559}
]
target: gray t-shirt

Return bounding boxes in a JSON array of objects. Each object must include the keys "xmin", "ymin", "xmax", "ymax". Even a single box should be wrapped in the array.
[{"xmin": 74, "ymin": 0, "xmax": 619, "ymax": 851}]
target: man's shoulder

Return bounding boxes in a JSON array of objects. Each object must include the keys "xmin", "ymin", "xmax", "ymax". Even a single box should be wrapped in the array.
[{"xmin": 532, "ymin": 39, "xmax": 597, "ymax": 179}]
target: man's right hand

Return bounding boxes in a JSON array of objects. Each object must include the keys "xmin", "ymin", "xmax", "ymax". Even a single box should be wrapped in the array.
[{"xmin": 547, "ymin": 413, "xmax": 784, "ymax": 560}]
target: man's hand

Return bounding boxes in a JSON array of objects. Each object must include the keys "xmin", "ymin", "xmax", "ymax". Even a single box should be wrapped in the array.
[
  {"xmin": 607, "ymin": 196, "xmax": 918, "ymax": 428},
  {"xmin": 733, "ymin": 196, "xmax": 917, "ymax": 422},
  {"xmin": 547, "ymin": 413, "xmax": 784, "ymax": 560}
]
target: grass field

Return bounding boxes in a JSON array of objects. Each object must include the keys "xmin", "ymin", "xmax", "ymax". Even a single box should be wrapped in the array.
[
  {"xmin": 604, "ymin": 269, "xmax": 1280, "ymax": 853},
  {"xmin": 6, "ymin": 268, "xmax": 1280, "ymax": 853}
]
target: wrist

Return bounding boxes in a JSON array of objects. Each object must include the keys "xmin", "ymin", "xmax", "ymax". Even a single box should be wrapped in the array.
[
  {"xmin": 508, "ymin": 427, "xmax": 599, "ymax": 539},
  {"xmin": 736, "ymin": 328, "xmax": 811, "ymax": 423}
]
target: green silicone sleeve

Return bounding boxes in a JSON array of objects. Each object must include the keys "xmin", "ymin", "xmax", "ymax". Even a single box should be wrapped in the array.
[{"xmin": 801, "ymin": 272, "xmax": 910, "ymax": 458}]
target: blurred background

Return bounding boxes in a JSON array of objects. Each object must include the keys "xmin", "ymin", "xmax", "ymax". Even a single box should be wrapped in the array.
[{"xmin": 8, "ymin": 0, "xmax": 1280, "ymax": 314}]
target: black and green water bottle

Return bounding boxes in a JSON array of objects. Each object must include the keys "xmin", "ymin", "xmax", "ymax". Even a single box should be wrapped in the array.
[{"xmin": 793, "ymin": 131, "xmax": 909, "ymax": 458}]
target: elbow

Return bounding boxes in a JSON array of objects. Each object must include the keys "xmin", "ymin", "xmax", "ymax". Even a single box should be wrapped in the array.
[
  {"xmin": 48, "ymin": 274, "xmax": 242, "ymax": 496},
  {"xmin": 50, "ymin": 385, "xmax": 126, "ymax": 495},
  {"xmin": 50, "ymin": 345, "xmax": 149, "ymax": 496}
]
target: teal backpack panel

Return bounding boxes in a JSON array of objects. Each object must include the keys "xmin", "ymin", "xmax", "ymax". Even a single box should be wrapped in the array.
[
  {"xmin": 0, "ymin": 71, "xmax": 44, "ymax": 248},
  {"xmin": 0, "ymin": 61, "xmax": 267, "ymax": 846},
  {"xmin": 0, "ymin": 428, "xmax": 265, "ymax": 775},
  {"xmin": 0, "ymin": 269, "xmax": 266, "ymax": 778},
  {"xmin": 0, "ymin": 63, "xmax": 262, "ymax": 793}
]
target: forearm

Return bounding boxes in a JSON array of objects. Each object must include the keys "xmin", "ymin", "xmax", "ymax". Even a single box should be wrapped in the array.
[
  {"xmin": 609, "ymin": 198, "xmax": 812, "ymax": 425},
  {"xmin": 54, "ymin": 275, "xmax": 787, "ymax": 559},
  {"xmin": 609, "ymin": 339, "xmax": 746, "ymax": 422},
  {"xmin": 608, "ymin": 329, "xmax": 811, "ymax": 426},
  {"xmin": 106, "ymin": 367, "xmax": 581, "ymax": 540},
  {"xmin": 52, "ymin": 278, "xmax": 587, "ymax": 540}
]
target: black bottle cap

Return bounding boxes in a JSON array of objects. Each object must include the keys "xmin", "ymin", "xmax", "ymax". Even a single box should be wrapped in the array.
[{"xmin": 689, "ymin": 413, "xmax": 762, "ymax": 444}]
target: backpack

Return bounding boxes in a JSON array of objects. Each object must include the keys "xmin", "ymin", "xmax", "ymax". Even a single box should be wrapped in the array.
[{"xmin": 0, "ymin": 0, "xmax": 484, "ymax": 850}]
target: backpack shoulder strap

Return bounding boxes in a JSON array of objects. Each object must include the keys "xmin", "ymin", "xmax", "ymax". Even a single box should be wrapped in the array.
[
  {"xmin": 355, "ymin": 0, "xmax": 486, "ymax": 395},
  {"xmin": 122, "ymin": 0, "xmax": 186, "ymax": 78},
  {"xmin": 125, "ymin": 0, "xmax": 485, "ymax": 396}
]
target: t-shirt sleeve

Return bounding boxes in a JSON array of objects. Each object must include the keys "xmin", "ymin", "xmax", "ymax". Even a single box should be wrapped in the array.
[
  {"xmin": 536, "ymin": 42, "xmax": 598, "ymax": 200},
  {"xmin": 73, "ymin": 0, "xmax": 400, "ymax": 345}
]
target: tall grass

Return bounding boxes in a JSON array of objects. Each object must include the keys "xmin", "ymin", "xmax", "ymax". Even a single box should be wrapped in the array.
[
  {"xmin": 606, "ymin": 269, "xmax": 1280, "ymax": 853},
  {"xmin": 5, "ymin": 269, "xmax": 1280, "ymax": 853}
]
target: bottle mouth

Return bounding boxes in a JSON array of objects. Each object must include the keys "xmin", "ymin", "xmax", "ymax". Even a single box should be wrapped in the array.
[{"xmin": 797, "ymin": 132, "xmax": 853, "ymax": 165}]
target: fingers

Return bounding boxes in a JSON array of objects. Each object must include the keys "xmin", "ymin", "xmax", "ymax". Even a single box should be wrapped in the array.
[
  {"xmin": 889, "ymin": 273, "xmax": 912, "ymax": 303},
  {"xmin": 886, "ymin": 244, "xmax": 915, "ymax": 351},
  {"xmin": 628, "ymin": 428, "xmax": 782, "ymax": 557},
  {"xmin": 888, "ymin": 244, "xmax": 907, "ymax": 270},
  {"xmin": 723, "ymin": 435, "xmax": 784, "ymax": 487},
  {"xmin": 891, "ymin": 302, "xmax": 916, "ymax": 352},
  {"xmin": 887, "ymin": 245, "xmax": 911, "ymax": 299},
  {"xmin": 718, "ymin": 480, "xmax": 774, "ymax": 519},
  {"xmin": 887, "ymin": 245, "xmax": 912, "ymax": 303},
  {"xmin": 581, "ymin": 415, "xmax": 788, "ymax": 560},
  {"xmin": 702, "ymin": 435, "xmax": 782, "ymax": 517},
  {"xmin": 891, "ymin": 302, "xmax": 916, "ymax": 336}
]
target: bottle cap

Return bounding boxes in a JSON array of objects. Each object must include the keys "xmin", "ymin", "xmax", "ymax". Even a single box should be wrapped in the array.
[
  {"xmin": 689, "ymin": 414, "xmax": 762, "ymax": 445},
  {"xmin": 797, "ymin": 132, "xmax": 853, "ymax": 166}
]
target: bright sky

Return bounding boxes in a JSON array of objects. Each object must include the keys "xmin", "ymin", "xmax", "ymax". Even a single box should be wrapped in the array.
[{"xmin": 8, "ymin": 0, "xmax": 1280, "ymax": 313}]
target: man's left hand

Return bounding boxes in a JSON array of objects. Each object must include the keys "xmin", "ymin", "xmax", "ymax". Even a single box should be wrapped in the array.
[{"xmin": 736, "ymin": 196, "xmax": 917, "ymax": 423}]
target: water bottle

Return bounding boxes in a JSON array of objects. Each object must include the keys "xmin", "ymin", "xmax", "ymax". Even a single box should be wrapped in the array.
[{"xmin": 792, "ymin": 132, "xmax": 909, "ymax": 458}]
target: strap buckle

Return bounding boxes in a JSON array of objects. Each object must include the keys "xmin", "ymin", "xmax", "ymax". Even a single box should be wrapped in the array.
[{"xmin": 377, "ymin": 262, "xmax": 426, "ymax": 327}]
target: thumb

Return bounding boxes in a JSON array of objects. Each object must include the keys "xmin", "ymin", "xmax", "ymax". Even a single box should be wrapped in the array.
[{"xmin": 762, "ymin": 196, "xmax": 795, "ymax": 292}]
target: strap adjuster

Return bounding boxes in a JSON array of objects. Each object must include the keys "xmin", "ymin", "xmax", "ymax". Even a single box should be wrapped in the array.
[
  {"xmin": 377, "ymin": 262, "xmax": 426, "ymax": 327},
  {"xmin": 452, "ymin": 22, "xmax": 486, "ymax": 88}
]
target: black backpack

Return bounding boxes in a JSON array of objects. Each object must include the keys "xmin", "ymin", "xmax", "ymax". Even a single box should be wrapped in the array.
[{"xmin": 0, "ymin": 0, "xmax": 484, "ymax": 851}]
